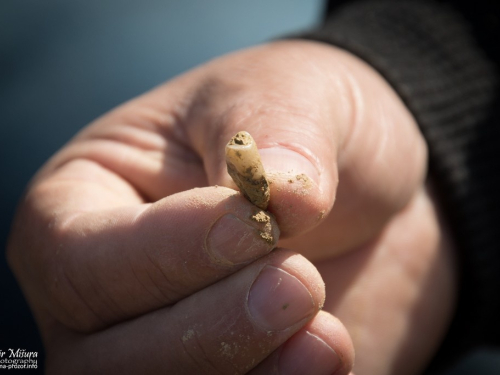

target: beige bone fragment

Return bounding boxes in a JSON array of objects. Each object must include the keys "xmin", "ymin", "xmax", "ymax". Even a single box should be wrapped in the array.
[{"xmin": 225, "ymin": 131, "xmax": 270, "ymax": 210}]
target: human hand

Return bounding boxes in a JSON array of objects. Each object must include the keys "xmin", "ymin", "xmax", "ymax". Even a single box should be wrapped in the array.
[
  {"xmin": 7, "ymin": 40, "xmax": 358, "ymax": 374},
  {"xmin": 7, "ymin": 40, "xmax": 455, "ymax": 374}
]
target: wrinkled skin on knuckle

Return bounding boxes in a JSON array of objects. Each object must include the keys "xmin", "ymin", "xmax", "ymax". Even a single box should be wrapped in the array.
[
  {"xmin": 7, "ymin": 186, "xmax": 59, "ymax": 297},
  {"xmin": 8, "ymin": 184, "xmax": 103, "ymax": 333}
]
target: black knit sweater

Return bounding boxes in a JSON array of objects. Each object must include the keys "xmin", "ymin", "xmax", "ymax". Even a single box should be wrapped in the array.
[{"xmin": 301, "ymin": 0, "xmax": 500, "ymax": 373}]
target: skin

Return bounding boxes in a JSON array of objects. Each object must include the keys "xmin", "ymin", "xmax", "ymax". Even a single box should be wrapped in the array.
[{"xmin": 7, "ymin": 40, "xmax": 456, "ymax": 375}]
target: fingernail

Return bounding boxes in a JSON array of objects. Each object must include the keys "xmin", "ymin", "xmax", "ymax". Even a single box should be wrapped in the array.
[
  {"xmin": 279, "ymin": 330, "xmax": 341, "ymax": 375},
  {"xmin": 247, "ymin": 266, "xmax": 315, "ymax": 331},
  {"xmin": 206, "ymin": 214, "xmax": 277, "ymax": 265},
  {"xmin": 259, "ymin": 148, "xmax": 320, "ymax": 186}
]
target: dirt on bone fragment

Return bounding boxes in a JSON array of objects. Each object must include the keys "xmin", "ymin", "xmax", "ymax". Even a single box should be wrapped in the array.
[
  {"xmin": 228, "ymin": 131, "xmax": 252, "ymax": 146},
  {"xmin": 225, "ymin": 131, "xmax": 270, "ymax": 210}
]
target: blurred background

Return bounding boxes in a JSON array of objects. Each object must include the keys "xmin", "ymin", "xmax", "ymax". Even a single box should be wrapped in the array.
[{"xmin": 1, "ymin": 0, "xmax": 499, "ymax": 373}]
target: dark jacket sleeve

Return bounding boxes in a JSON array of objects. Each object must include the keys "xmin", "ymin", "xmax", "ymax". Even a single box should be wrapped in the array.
[{"xmin": 297, "ymin": 0, "xmax": 500, "ymax": 373}]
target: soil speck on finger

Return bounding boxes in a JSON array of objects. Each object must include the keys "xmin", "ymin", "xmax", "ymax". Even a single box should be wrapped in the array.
[{"xmin": 250, "ymin": 210, "xmax": 275, "ymax": 244}]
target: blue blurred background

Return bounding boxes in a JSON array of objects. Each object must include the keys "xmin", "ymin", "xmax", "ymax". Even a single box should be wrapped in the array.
[{"xmin": 1, "ymin": 1, "xmax": 499, "ymax": 373}]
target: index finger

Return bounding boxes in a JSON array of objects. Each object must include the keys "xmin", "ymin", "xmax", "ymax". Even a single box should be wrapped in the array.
[{"xmin": 9, "ymin": 156, "xmax": 279, "ymax": 333}]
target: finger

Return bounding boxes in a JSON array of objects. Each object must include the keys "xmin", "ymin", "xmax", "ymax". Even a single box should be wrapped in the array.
[
  {"xmin": 46, "ymin": 249, "xmax": 326, "ymax": 375},
  {"xmin": 33, "ymin": 76, "xmax": 208, "ymax": 202},
  {"xmin": 15, "ymin": 161, "xmax": 279, "ymax": 333},
  {"xmin": 250, "ymin": 311, "xmax": 354, "ymax": 375},
  {"xmin": 183, "ymin": 41, "xmax": 427, "ymax": 250}
]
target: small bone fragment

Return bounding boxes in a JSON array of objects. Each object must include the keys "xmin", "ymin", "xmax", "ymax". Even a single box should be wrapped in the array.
[{"xmin": 225, "ymin": 131, "xmax": 270, "ymax": 210}]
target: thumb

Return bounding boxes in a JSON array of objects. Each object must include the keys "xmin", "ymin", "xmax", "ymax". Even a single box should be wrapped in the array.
[
  {"xmin": 182, "ymin": 40, "xmax": 426, "ymax": 244},
  {"xmin": 182, "ymin": 50, "xmax": 344, "ymax": 237}
]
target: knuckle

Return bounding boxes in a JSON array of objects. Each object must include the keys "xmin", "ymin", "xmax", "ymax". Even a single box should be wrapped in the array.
[
  {"xmin": 9, "ymin": 182, "xmax": 103, "ymax": 332},
  {"xmin": 6, "ymin": 184, "xmax": 57, "ymax": 280}
]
